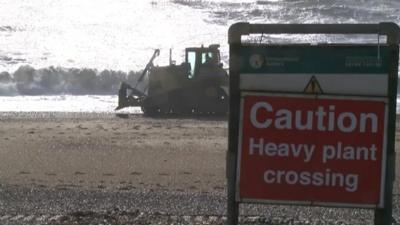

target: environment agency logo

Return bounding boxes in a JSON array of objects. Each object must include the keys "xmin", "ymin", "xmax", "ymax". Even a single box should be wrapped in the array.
[{"xmin": 249, "ymin": 54, "xmax": 264, "ymax": 69}]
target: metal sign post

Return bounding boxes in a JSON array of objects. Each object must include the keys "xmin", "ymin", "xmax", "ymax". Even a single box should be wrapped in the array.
[{"xmin": 227, "ymin": 23, "xmax": 400, "ymax": 225}]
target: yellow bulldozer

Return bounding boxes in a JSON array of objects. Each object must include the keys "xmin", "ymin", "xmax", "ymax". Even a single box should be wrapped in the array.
[{"xmin": 116, "ymin": 44, "xmax": 229, "ymax": 116}]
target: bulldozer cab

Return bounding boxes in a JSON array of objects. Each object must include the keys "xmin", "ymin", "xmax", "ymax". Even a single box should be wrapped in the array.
[{"xmin": 185, "ymin": 44, "xmax": 221, "ymax": 79}]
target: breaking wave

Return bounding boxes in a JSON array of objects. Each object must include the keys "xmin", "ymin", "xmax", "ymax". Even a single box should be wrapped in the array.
[
  {"xmin": 0, "ymin": 66, "xmax": 142, "ymax": 96},
  {"xmin": 172, "ymin": 0, "xmax": 400, "ymax": 26}
]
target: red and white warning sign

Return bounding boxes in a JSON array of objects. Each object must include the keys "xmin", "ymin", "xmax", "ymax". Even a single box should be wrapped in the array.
[{"xmin": 237, "ymin": 93, "xmax": 387, "ymax": 207}]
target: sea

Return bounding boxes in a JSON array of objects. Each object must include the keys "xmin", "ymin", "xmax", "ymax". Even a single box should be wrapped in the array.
[{"xmin": 0, "ymin": 0, "xmax": 399, "ymax": 113}]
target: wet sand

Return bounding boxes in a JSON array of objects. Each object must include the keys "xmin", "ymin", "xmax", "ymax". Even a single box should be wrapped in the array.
[
  {"xmin": 3, "ymin": 112, "xmax": 400, "ymax": 192},
  {"xmin": 0, "ymin": 112, "xmax": 227, "ymax": 193},
  {"xmin": 1, "ymin": 112, "xmax": 400, "ymax": 193}
]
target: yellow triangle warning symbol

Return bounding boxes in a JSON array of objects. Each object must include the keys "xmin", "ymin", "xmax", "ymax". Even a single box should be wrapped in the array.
[{"xmin": 304, "ymin": 76, "xmax": 323, "ymax": 94}]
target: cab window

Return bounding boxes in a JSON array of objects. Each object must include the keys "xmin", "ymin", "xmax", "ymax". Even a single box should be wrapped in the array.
[
  {"xmin": 187, "ymin": 51, "xmax": 196, "ymax": 78},
  {"xmin": 201, "ymin": 52, "xmax": 214, "ymax": 64}
]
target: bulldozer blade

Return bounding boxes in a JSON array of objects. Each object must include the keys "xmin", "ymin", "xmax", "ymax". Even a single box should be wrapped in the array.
[{"xmin": 115, "ymin": 105, "xmax": 125, "ymax": 110}]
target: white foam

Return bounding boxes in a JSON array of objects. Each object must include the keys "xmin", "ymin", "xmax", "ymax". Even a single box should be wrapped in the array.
[
  {"xmin": 0, "ymin": 95, "xmax": 399, "ymax": 114},
  {"xmin": 0, "ymin": 95, "xmax": 141, "ymax": 113}
]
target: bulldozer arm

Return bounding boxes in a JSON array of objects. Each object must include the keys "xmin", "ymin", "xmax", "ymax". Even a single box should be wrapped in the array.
[{"xmin": 115, "ymin": 50, "xmax": 160, "ymax": 111}]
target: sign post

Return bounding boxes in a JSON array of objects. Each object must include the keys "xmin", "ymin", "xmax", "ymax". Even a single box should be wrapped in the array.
[{"xmin": 227, "ymin": 23, "xmax": 400, "ymax": 225}]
